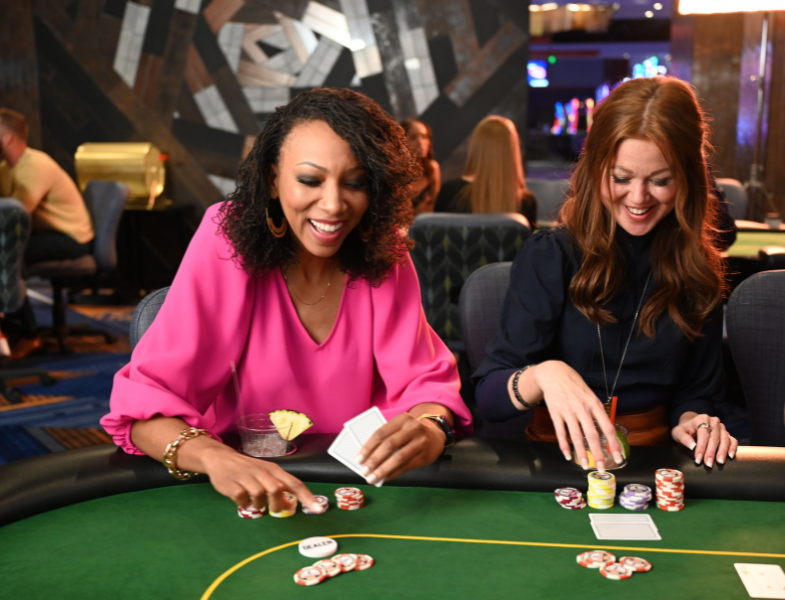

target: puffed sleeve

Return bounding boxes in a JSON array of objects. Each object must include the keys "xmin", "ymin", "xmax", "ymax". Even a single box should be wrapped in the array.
[
  {"xmin": 100, "ymin": 204, "xmax": 255, "ymax": 454},
  {"xmin": 370, "ymin": 254, "xmax": 473, "ymax": 434},
  {"xmin": 668, "ymin": 303, "xmax": 724, "ymax": 427},
  {"xmin": 473, "ymin": 230, "xmax": 569, "ymax": 422}
]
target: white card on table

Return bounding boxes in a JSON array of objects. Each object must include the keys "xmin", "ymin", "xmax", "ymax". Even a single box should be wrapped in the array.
[
  {"xmin": 589, "ymin": 513, "xmax": 661, "ymax": 540},
  {"xmin": 735, "ymin": 564, "xmax": 785, "ymax": 599},
  {"xmin": 343, "ymin": 406, "xmax": 387, "ymax": 447},
  {"xmin": 327, "ymin": 428, "xmax": 364, "ymax": 476}
]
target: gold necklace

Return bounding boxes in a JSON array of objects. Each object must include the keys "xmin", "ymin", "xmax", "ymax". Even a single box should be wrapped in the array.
[{"xmin": 283, "ymin": 263, "xmax": 337, "ymax": 306}]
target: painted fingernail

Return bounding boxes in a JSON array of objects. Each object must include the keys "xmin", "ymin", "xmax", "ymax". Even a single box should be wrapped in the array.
[
  {"xmin": 360, "ymin": 465, "xmax": 370, "ymax": 476},
  {"xmin": 718, "ymin": 455, "xmax": 725, "ymax": 465},
  {"xmin": 366, "ymin": 473, "xmax": 377, "ymax": 484},
  {"xmin": 355, "ymin": 454, "xmax": 365, "ymax": 464},
  {"xmin": 613, "ymin": 452, "xmax": 623, "ymax": 464},
  {"xmin": 374, "ymin": 478, "xmax": 385, "ymax": 488},
  {"xmin": 597, "ymin": 463, "xmax": 606, "ymax": 474},
  {"xmin": 695, "ymin": 453, "xmax": 703, "ymax": 465},
  {"xmin": 580, "ymin": 458, "xmax": 589, "ymax": 469},
  {"xmin": 310, "ymin": 502, "xmax": 325, "ymax": 513},
  {"xmin": 729, "ymin": 452, "xmax": 735, "ymax": 460},
  {"xmin": 690, "ymin": 441, "xmax": 697, "ymax": 451},
  {"xmin": 563, "ymin": 451, "xmax": 573, "ymax": 461},
  {"xmin": 705, "ymin": 457, "xmax": 713, "ymax": 468}
]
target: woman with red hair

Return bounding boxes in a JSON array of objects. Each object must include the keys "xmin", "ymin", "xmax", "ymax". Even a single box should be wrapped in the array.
[{"xmin": 474, "ymin": 77, "xmax": 737, "ymax": 472}]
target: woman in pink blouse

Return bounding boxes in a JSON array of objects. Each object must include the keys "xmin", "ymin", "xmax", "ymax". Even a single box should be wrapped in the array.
[{"xmin": 101, "ymin": 88, "xmax": 472, "ymax": 515}]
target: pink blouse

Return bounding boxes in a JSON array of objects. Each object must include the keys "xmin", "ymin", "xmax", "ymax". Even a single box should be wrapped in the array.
[{"xmin": 101, "ymin": 205, "xmax": 472, "ymax": 454}]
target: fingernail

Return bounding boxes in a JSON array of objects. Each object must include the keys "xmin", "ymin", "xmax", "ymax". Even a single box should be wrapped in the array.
[
  {"xmin": 597, "ymin": 463, "xmax": 606, "ymax": 474},
  {"xmin": 613, "ymin": 452, "xmax": 623, "ymax": 464},
  {"xmin": 718, "ymin": 455, "xmax": 725, "ymax": 465},
  {"xmin": 366, "ymin": 473, "xmax": 377, "ymax": 484},
  {"xmin": 705, "ymin": 457, "xmax": 713, "ymax": 468},
  {"xmin": 310, "ymin": 503, "xmax": 325, "ymax": 513},
  {"xmin": 580, "ymin": 458, "xmax": 589, "ymax": 469},
  {"xmin": 360, "ymin": 465, "xmax": 370, "ymax": 475},
  {"xmin": 690, "ymin": 441, "xmax": 697, "ymax": 451},
  {"xmin": 729, "ymin": 452, "xmax": 735, "ymax": 460},
  {"xmin": 695, "ymin": 453, "xmax": 703, "ymax": 465},
  {"xmin": 563, "ymin": 451, "xmax": 572, "ymax": 461},
  {"xmin": 356, "ymin": 454, "xmax": 365, "ymax": 464},
  {"xmin": 374, "ymin": 478, "xmax": 385, "ymax": 488}
]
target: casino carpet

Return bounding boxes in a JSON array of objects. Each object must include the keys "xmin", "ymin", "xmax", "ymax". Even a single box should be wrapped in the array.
[{"xmin": 0, "ymin": 287, "xmax": 134, "ymax": 464}]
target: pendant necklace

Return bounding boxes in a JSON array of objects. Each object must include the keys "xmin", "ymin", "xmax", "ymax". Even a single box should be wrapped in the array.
[
  {"xmin": 596, "ymin": 269, "xmax": 653, "ymax": 415},
  {"xmin": 283, "ymin": 263, "xmax": 337, "ymax": 306}
]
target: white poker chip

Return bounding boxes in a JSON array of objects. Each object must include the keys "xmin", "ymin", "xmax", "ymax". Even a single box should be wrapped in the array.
[{"xmin": 298, "ymin": 536, "xmax": 339, "ymax": 559}]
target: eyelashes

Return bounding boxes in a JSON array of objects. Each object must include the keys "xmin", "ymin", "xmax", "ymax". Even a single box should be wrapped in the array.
[
  {"xmin": 296, "ymin": 177, "xmax": 368, "ymax": 190},
  {"xmin": 612, "ymin": 176, "xmax": 671, "ymax": 187}
]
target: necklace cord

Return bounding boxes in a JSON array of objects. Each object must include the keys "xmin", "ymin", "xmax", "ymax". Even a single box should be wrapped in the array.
[
  {"xmin": 597, "ymin": 269, "xmax": 653, "ymax": 404},
  {"xmin": 283, "ymin": 263, "xmax": 337, "ymax": 306}
]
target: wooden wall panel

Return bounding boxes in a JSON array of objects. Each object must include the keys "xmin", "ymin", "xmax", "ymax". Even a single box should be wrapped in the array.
[
  {"xmin": 690, "ymin": 14, "xmax": 744, "ymax": 181},
  {"xmin": 765, "ymin": 13, "xmax": 785, "ymax": 217},
  {"xmin": 0, "ymin": 1, "xmax": 42, "ymax": 148}
]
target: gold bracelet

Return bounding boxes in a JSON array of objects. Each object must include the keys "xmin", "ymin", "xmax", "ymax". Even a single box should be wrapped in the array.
[{"xmin": 163, "ymin": 427, "xmax": 211, "ymax": 481}]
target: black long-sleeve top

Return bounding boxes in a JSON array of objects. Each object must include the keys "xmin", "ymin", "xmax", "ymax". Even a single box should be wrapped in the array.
[{"xmin": 473, "ymin": 226, "xmax": 724, "ymax": 428}]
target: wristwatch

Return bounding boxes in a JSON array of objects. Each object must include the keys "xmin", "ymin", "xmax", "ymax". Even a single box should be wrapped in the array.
[{"xmin": 417, "ymin": 414, "xmax": 456, "ymax": 448}]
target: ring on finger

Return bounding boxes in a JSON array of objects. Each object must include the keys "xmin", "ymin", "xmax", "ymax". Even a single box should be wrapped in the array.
[{"xmin": 697, "ymin": 422, "xmax": 713, "ymax": 434}]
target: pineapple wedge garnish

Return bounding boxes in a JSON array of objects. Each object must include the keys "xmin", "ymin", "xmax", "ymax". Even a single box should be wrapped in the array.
[{"xmin": 268, "ymin": 410, "xmax": 313, "ymax": 441}]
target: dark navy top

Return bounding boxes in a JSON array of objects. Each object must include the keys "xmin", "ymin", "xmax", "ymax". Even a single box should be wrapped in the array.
[{"xmin": 473, "ymin": 226, "xmax": 724, "ymax": 428}]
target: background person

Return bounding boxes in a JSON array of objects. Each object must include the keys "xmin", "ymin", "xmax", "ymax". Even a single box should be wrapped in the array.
[
  {"xmin": 473, "ymin": 78, "xmax": 737, "ymax": 472},
  {"xmin": 102, "ymin": 89, "xmax": 472, "ymax": 515},
  {"xmin": 0, "ymin": 109, "xmax": 95, "ymax": 357},
  {"xmin": 401, "ymin": 118, "xmax": 441, "ymax": 216},
  {"xmin": 435, "ymin": 115, "xmax": 537, "ymax": 228}
]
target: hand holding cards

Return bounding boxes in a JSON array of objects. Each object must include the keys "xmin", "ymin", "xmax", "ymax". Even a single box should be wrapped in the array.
[{"xmin": 328, "ymin": 407, "xmax": 387, "ymax": 487}]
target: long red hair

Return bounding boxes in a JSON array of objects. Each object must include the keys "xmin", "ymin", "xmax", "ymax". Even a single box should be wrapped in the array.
[{"xmin": 560, "ymin": 77, "xmax": 726, "ymax": 340}]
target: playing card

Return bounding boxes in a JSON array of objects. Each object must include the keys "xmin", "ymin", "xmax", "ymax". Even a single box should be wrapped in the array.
[
  {"xmin": 327, "ymin": 428, "xmax": 364, "ymax": 476},
  {"xmin": 343, "ymin": 406, "xmax": 387, "ymax": 447},
  {"xmin": 735, "ymin": 564, "xmax": 785, "ymax": 599},
  {"xmin": 589, "ymin": 513, "xmax": 661, "ymax": 540}
]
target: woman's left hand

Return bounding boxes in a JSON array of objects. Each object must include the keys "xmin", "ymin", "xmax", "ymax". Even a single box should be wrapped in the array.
[
  {"xmin": 672, "ymin": 413, "xmax": 738, "ymax": 467},
  {"xmin": 356, "ymin": 413, "xmax": 446, "ymax": 485}
]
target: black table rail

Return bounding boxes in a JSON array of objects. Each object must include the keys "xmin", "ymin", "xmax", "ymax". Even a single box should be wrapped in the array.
[{"xmin": 2, "ymin": 435, "xmax": 784, "ymax": 527}]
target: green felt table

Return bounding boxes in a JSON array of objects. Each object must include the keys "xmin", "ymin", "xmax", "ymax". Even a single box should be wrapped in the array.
[
  {"xmin": 726, "ymin": 230, "xmax": 785, "ymax": 257},
  {"xmin": 1, "ymin": 482, "xmax": 784, "ymax": 600}
]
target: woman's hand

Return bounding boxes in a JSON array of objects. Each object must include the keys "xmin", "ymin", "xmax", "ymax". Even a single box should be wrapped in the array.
[
  {"xmin": 355, "ymin": 413, "xmax": 446, "ymax": 485},
  {"xmin": 672, "ymin": 413, "xmax": 738, "ymax": 467},
  {"xmin": 530, "ymin": 361, "xmax": 623, "ymax": 472},
  {"xmin": 200, "ymin": 445, "xmax": 325, "ymax": 514}
]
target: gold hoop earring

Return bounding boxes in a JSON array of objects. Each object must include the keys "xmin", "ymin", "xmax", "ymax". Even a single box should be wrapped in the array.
[
  {"xmin": 266, "ymin": 205, "xmax": 287, "ymax": 238},
  {"xmin": 358, "ymin": 223, "xmax": 373, "ymax": 243}
]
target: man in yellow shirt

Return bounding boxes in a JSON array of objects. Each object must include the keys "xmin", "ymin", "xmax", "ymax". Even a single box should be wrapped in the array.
[
  {"xmin": 0, "ymin": 109, "xmax": 94, "ymax": 264},
  {"xmin": 0, "ymin": 109, "xmax": 95, "ymax": 357}
]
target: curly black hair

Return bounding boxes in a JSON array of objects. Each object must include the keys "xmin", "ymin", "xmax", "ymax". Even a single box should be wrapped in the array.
[{"xmin": 218, "ymin": 88, "xmax": 419, "ymax": 285}]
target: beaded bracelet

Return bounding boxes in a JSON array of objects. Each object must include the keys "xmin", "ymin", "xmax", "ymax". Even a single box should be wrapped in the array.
[
  {"xmin": 512, "ymin": 365, "xmax": 540, "ymax": 409},
  {"xmin": 163, "ymin": 427, "xmax": 211, "ymax": 481}
]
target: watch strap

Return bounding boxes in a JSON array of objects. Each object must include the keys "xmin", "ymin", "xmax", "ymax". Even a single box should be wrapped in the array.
[{"xmin": 417, "ymin": 414, "xmax": 456, "ymax": 448}]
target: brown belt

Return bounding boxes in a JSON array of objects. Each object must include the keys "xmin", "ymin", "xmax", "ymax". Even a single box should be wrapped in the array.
[{"xmin": 525, "ymin": 403, "xmax": 671, "ymax": 446}]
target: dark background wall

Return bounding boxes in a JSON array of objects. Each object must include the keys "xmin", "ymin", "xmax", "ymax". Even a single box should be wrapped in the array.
[{"xmin": 0, "ymin": 0, "xmax": 530, "ymax": 212}]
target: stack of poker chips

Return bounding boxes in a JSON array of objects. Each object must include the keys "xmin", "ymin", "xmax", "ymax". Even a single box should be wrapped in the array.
[
  {"xmin": 587, "ymin": 471, "xmax": 616, "ymax": 509},
  {"xmin": 237, "ymin": 504, "xmax": 266, "ymax": 519},
  {"xmin": 335, "ymin": 487, "xmax": 365, "ymax": 510},
  {"xmin": 269, "ymin": 491, "xmax": 298, "ymax": 518},
  {"xmin": 294, "ymin": 553, "xmax": 375, "ymax": 586},
  {"xmin": 554, "ymin": 487, "xmax": 586, "ymax": 510},
  {"xmin": 302, "ymin": 494, "xmax": 330, "ymax": 515},
  {"xmin": 655, "ymin": 469, "xmax": 685, "ymax": 511},
  {"xmin": 619, "ymin": 484, "xmax": 652, "ymax": 511}
]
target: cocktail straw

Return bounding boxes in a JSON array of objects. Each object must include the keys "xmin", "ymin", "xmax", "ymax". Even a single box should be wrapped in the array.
[{"xmin": 230, "ymin": 361, "xmax": 245, "ymax": 422}]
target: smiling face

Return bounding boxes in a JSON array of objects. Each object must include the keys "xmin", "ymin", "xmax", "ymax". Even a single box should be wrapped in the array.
[
  {"xmin": 270, "ymin": 120, "xmax": 370, "ymax": 260},
  {"xmin": 602, "ymin": 138, "xmax": 678, "ymax": 236}
]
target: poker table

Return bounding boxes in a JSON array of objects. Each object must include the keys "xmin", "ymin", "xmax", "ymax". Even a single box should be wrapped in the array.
[
  {"xmin": 725, "ymin": 228, "xmax": 785, "ymax": 289},
  {"xmin": 2, "ymin": 436, "xmax": 785, "ymax": 600}
]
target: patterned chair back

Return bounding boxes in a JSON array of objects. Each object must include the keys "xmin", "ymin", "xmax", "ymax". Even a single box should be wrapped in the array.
[
  {"xmin": 0, "ymin": 198, "xmax": 31, "ymax": 314},
  {"xmin": 409, "ymin": 213, "xmax": 530, "ymax": 351}
]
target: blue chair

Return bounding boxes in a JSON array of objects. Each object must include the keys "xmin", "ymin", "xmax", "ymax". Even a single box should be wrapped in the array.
[
  {"xmin": 129, "ymin": 286, "xmax": 169, "ymax": 350},
  {"xmin": 26, "ymin": 181, "xmax": 129, "ymax": 352}
]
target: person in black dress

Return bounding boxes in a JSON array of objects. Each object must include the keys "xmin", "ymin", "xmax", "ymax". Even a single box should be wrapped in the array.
[{"xmin": 474, "ymin": 77, "xmax": 738, "ymax": 472}]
